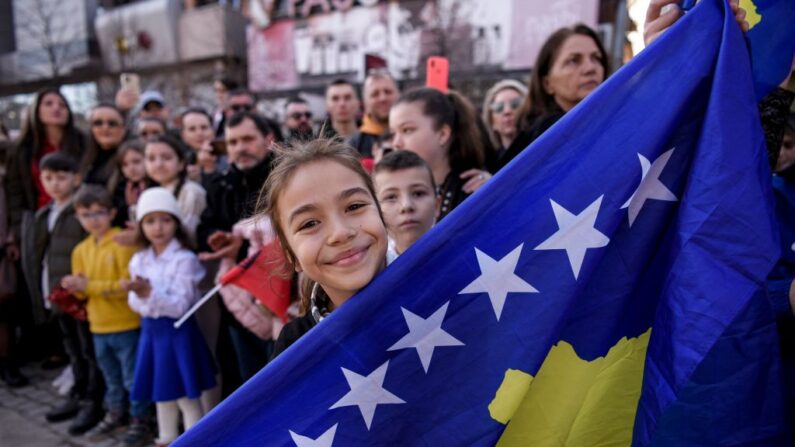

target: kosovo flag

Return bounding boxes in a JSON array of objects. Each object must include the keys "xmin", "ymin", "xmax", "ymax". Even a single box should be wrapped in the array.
[
  {"xmin": 739, "ymin": 0, "xmax": 795, "ymax": 98},
  {"xmin": 174, "ymin": 0, "xmax": 788, "ymax": 444}
]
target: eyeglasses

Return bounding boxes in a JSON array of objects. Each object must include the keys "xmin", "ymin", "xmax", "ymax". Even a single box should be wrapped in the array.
[
  {"xmin": 77, "ymin": 210, "xmax": 109, "ymax": 220},
  {"xmin": 230, "ymin": 104, "xmax": 253, "ymax": 113},
  {"xmin": 91, "ymin": 119, "xmax": 122, "ymax": 128},
  {"xmin": 489, "ymin": 97, "xmax": 523, "ymax": 114},
  {"xmin": 289, "ymin": 112, "xmax": 312, "ymax": 120}
]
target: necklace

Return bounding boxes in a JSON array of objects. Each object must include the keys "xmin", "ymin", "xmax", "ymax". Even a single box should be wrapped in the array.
[
  {"xmin": 310, "ymin": 282, "xmax": 329, "ymax": 323},
  {"xmin": 437, "ymin": 173, "xmax": 456, "ymax": 218}
]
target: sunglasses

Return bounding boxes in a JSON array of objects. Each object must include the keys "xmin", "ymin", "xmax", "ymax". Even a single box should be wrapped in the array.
[
  {"xmin": 230, "ymin": 104, "xmax": 253, "ymax": 112},
  {"xmin": 289, "ymin": 112, "xmax": 312, "ymax": 120},
  {"xmin": 489, "ymin": 97, "xmax": 522, "ymax": 114},
  {"xmin": 92, "ymin": 119, "xmax": 122, "ymax": 128}
]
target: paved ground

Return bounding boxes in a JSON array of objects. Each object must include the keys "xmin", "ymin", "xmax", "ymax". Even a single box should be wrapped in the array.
[{"xmin": 0, "ymin": 366, "xmax": 124, "ymax": 447}]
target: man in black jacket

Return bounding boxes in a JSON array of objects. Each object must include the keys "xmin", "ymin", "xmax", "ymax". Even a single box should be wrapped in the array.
[
  {"xmin": 197, "ymin": 111, "xmax": 277, "ymax": 391},
  {"xmin": 198, "ymin": 111, "xmax": 276, "ymax": 254}
]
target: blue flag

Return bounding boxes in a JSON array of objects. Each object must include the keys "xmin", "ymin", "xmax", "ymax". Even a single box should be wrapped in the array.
[
  {"xmin": 740, "ymin": 0, "xmax": 795, "ymax": 99},
  {"xmin": 175, "ymin": 0, "xmax": 787, "ymax": 444}
]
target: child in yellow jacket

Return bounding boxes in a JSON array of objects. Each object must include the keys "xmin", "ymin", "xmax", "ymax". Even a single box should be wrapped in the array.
[{"xmin": 62, "ymin": 185, "xmax": 151, "ymax": 443}]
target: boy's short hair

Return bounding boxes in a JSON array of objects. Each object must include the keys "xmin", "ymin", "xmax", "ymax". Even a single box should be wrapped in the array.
[
  {"xmin": 74, "ymin": 184, "xmax": 114, "ymax": 210},
  {"xmin": 40, "ymin": 152, "xmax": 80, "ymax": 174},
  {"xmin": 374, "ymin": 150, "xmax": 437, "ymax": 192}
]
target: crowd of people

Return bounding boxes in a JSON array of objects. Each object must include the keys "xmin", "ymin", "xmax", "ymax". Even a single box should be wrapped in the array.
[{"xmin": 0, "ymin": 0, "xmax": 793, "ymax": 445}]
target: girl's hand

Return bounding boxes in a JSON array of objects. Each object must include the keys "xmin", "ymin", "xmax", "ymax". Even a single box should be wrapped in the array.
[
  {"xmin": 128, "ymin": 276, "xmax": 151, "ymax": 298},
  {"xmin": 124, "ymin": 181, "xmax": 143, "ymax": 206},
  {"xmin": 460, "ymin": 169, "xmax": 492, "ymax": 194},
  {"xmin": 644, "ymin": 0, "xmax": 684, "ymax": 46},
  {"xmin": 644, "ymin": 0, "xmax": 748, "ymax": 46},
  {"xmin": 728, "ymin": 0, "xmax": 750, "ymax": 33}
]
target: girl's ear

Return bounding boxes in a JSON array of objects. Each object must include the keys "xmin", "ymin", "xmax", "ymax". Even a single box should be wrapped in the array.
[
  {"xmin": 438, "ymin": 124, "xmax": 452, "ymax": 148},
  {"xmin": 542, "ymin": 76, "xmax": 554, "ymax": 95}
]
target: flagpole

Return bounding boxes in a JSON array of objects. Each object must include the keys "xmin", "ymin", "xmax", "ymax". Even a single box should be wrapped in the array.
[{"xmin": 174, "ymin": 283, "xmax": 223, "ymax": 329}]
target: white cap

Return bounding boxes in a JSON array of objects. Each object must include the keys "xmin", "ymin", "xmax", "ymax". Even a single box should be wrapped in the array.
[
  {"xmin": 136, "ymin": 187, "xmax": 182, "ymax": 222},
  {"xmin": 139, "ymin": 90, "xmax": 165, "ymax": 108}
]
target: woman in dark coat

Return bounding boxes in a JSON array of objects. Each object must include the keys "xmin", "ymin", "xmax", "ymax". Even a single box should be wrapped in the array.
[
  {"xmin": 5, "ymin": 88, "xmax": 85, "ymax": 243},
  {"xmin": 496, "ymin": 25, "xmax": 609, "ymax": 172}
]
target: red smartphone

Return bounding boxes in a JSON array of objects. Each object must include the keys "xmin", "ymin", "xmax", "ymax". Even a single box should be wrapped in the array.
[{"xmin": 425, "ymin": 56, "xmax": 449, "ymax": 93}]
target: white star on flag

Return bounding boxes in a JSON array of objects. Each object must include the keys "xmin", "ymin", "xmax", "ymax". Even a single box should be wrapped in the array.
[
  {"xmin": 621, "ymin": 149, "xmax": 678, "ymax": 226},
  {"xmin": 289, "ymin": 424, "xmax": 337, "ymax": 447},
  {"xmin": 388, "ymin": 302, "xmax": 464, "ymax": 373},
  {"xmin": 329, "ymin": 361, "xmax": 405, "ymax": 430},
  {"xmin": 535, "ymin": 196, "xmax": 610, "ymax": 279},
  {"xmin": 459, "ymin": 244, "xmax": 538, "ymax": 321}
]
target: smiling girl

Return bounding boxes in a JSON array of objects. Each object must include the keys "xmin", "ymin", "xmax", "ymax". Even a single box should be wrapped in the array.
[{"xmin": 264, "ymin": 139, "xmax": 394, "ymax": 358}]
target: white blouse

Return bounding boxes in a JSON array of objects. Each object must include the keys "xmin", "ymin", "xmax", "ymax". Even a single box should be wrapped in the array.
[{"xmin": 127, "ymin": 239, "xmax": 206, "ymax": 319}]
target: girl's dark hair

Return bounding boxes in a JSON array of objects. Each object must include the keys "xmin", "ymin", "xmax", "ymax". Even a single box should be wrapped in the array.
[
  {"xmin": 40, "ymin": 151, "xmax": 80, "ymax": 173},
  {"xmin": 135, "ymin": 212, "xmax": 194, "ymax": 251},
  {"xmin": 74, "ymin": 184, "xmax": 114, "ymax": 210},
  {"xmin": 16, "ymin": 88, "xmax": 84, "ymax": 161},
  {"xmin": 80, "ymin": 103, "xmax": 126, "ymax": 190},
  {"xmin": 137, "ymin": 116, "xmax": 168, "ymax": 133},
  {"xmin": 518, "ymin": 24, "xmax": 609, "ymax": 127},
  {"xmin": 117, "ymin": 139, "xmax": 146, "ymax": 179},
  {"xmin": 258, "ymin": 137, "xmax": 384, "ymax": 314},
  {"xmin": 374, "ymin": 149, "xmax": 437, "ymax": 192},
  {"xmin": 180, "ymin": 107, "xmax": 213, "ymax": 124},
  {"xmin": 145, "ymin": 134, "xmax": 190, "ymax": 199},
  {"xmin": 394, "ymin": 87, "xmax": 486, "ymax": 173}
]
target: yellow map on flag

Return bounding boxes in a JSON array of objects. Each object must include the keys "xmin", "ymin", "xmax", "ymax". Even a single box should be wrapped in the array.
[
  {"xmin": 490, "ymin": 330, "xmax": 652, "ymax": 446},
  {"xmin": 739, "ymin": 0, "xmax": 762, "ymax": 29}
]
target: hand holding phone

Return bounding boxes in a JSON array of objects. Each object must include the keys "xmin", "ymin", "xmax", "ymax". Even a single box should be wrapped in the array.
[{"xmin": 120, "ymin": 73, "xmax": 141, "ymax": 96}]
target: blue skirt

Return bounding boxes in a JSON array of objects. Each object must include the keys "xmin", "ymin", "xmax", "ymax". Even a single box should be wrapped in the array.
[{"xmin": 131, "ymin": 317, "xmax": 217, "ymax": 402}]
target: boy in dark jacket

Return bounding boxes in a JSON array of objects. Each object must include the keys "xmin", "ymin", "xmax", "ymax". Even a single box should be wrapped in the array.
[{"xmin": 21, "ymin": 153, "xmax": 105, "ymax": 435}]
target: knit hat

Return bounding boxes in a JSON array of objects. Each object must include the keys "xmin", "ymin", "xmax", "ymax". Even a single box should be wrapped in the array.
[{"xmin": 136, "ymin": 187, "xmax": 182, "ymax": 222}]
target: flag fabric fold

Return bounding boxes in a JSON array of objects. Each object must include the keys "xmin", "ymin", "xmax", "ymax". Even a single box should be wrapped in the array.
[{"xmin": 174, "ymin": 0, "xmax": 787, "ymax": 444}]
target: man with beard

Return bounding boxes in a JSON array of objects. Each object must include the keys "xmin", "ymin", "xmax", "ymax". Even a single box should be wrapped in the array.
[
  {"xmin": 349, "ymin": 70, "xmax": 399, "ymax": 157},
  {"xmin": 283, "ymin": 97, "xmax": 314, "ymax": 142},
  {"xmin": 197, "ymin": 111, "xmax": 278, "ymax": 392}
]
